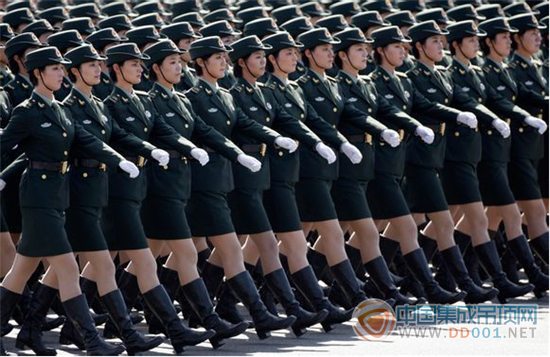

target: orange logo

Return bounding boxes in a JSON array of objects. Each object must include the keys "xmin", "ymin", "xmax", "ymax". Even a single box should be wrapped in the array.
[{"xmin": 352, "ymin": 299, "xmax": 396, "ymax": 341}]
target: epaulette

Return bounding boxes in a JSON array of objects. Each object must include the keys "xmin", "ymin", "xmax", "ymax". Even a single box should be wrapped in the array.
[
  {"xmin": 368, "ymin": 71, "xmax": 380, "ymax": 81},
  {"xmin": 395, "ymin": 71, "xmax": 407, "ymax": 78},
  {"xmin": 62, "ymin": 81, "xmax": 71, "ymax": 89},
  {"xmin": 149, "ymin": 89, "xmax": 159, "ymax": 98},
  {"xmin": 409, "ymin": 68, "xmax": 420, "ymax": 77},
  {"xmin": 483, "ymin": 65, "xmax": 491, "ymax": 73},
  {"xmin": 190, "ymin": 85, "xmax": 202, "ymax": 94},
  {"xmin": 341, "ymin": 76, "xmax": 353, "ymax": 86},
  {"xmin": 232, "ymin": 84, "xmax": 243, "ymax": 93},
  {"xmin": 20, "ymin": 98, "xmax": 32, "ymax": 109},
  {"xmin": 108, "ymin": 94, "xmax": 119, "ymax": 103},
  {"xmin": 508, "ymin": 60, "xmax": 518, "ymax": 69},
  {"xmin": 5, "ymin": 83, "xmax": 15, "ymax": 90},
  {"xmin": 298, "ymin": 75, "xmax": 310, "ymax": 84},
  {"xmin": 63, "ymin": 96, "xmax": 75, "ymax": 106},
  {"xmin": 266, "ymin": 82, "xmax": 277, "ymax": 90},
  {"xmin": 102, "ymin": 76, "xmax": 110, "ymax": 84}
]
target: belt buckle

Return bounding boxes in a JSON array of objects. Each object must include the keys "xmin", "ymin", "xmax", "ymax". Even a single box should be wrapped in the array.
[
  {"xmin": 260, "ymin": 143, "xmax": 267, "ymax": 157},
  {"xmin": 137, "ymin": 156, "xmax": 145, "ymax": 167},
  {"xmin": 60, "ymin": 161, "xmax": 68, "ymax": 174},
  {"xmin": 99, "ymin": 163, "xmax": 107, "ymax": 172},
  {"xmin": 399, "ymin": 129, "xmax": 405, "ymax": 140},
  {"xmin": 440, "ymin": 123, "xmax": 446, "ymax": 136},
  {"xmin": 365, "ymin": 133, "xmax": 372, "ymax": 145}
]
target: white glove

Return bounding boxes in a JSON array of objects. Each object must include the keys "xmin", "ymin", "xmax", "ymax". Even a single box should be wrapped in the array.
[
  {"xmin": 0, "ymin": 178, "xmax": 6, "ymax": 191},
  {"xmin": 524, "ymin": 116, "xmax": 548, "ymax": 134},
  {"xmin": 492, "ymin": 119, "xmax": 511, "ymax": 138},
  {"xmin": 274, "ymin": 137, "xmax": 298, "ymax": 153},
  {"xmin": 119, "ymin": 160, "xmax": 140, "ymax": 178},
  {"xmin": 151, "ymin": 149, "xmax": 170, "ymax": 166},
  {"xmin": 457, "ymin": 112, "xmax": 478, "ymax": 129},
  {"xmin": 237, "ymin": 154, "xmax": 262, "ymax": 172},
  {"xmin": 416, "ymin": 126, "xmax": 435, "ymax": 144},
  {"xmin": 340, "ymin": 142, "xmax": 363, "ymax": 164},
  {"xmin": 190, "ymin": 148, "xmax": 210, "ymax": 166},
  {"xmin": 315, "ymin": 142, "xmax": 336, "ymax": 164},
  {"xmin": 381, "ymin": 129, "xmax": 401, "ymax": 148}
]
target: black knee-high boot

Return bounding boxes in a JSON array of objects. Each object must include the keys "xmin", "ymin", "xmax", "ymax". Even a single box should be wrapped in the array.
[
  {"xmin": 1, "ymin": 287, "xmax": 21, "ymax": 337},
  {"xmin": 62, "ymin": 294, "xmax": 126, "ymax": 356},
  {"xmin": 15, "ymin": 284, "xmax": 57, "ymax": 355},
  {"xmin": 180, "ymin": 278, "xmax": 248, "ymax": 349},
  {"xmin": 141, "ymin": 285, "xmax": 216, "ymax": 354},
  {"xmin": 103, "ymin": 271, "xmax": 141, "ymax": 339},
  {"xmin": 290, "ymin": 266, "xmax": 352, "ymax": 333},
  {"xmin": 473, "ymin": 240, "xmax": 535, "ymax": 303},
  {"xmin": 197, "ymin": 248, "xmax": 212, "ymax": 273},
  {"xmin": 403, "ymin": 249, "xmax": 467, "ymax": 304},
  {"xmin": 507, "ymin": 235, "xmax": 548, "ymax": 298},
  {"xmin": 530, "ymin": 232, "xmax": 549, "ymax": 265},
  {"xmin": 100, "ymin": 290, "xmax": 164, "ymax": 355},
  {"xmin": 226, "ymin": 271, "xmax": 296, "ymax": 340},
  {"xmin": 264, "ymin": 269, "xmax": 328, "ymax": 337},
  {"xmin": 454, "ymin": 231, "xmax": 484, "ymax": 285},
  {"xmin": 363, "ymin": 257, "xmax": 416, "ymax": 306}
]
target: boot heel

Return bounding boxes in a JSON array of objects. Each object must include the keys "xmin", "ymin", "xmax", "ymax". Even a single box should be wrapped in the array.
[
  {"xmin": 321, "ymin": 322, "xmax": 334, "ymax": 333},
  {"xmin": 14, "ymin": 341, "xmax": 25, "ymax": 350},
  {"xmin": 292, "ymin": 326, "xmax": 307, "ymax": 337},
  {"xmin": 256, "ymin": 330, "xmax": 271, "ymax": 340},
  {"xmin": 209, "ymin": 337, "xmax": 225, "ymax": 349}
]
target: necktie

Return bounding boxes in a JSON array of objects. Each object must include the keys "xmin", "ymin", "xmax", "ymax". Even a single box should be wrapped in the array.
[
  {"xmin": 51, "ymin": 102, "xmax": 66, "ymax": 130},
  {"xmin": 132, "ymin": 95, "xmax": 146, "ymax": 117}
]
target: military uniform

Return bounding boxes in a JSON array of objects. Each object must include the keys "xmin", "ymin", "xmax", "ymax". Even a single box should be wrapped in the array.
[
  {"xmin": 0, "ymin": 87, "xmax": 13, "ymax": 233},
  {"xmin": 0, "ymin": 66, "xmax": 14, "ymax": 88},
  {"xmin": 175, "ymin": 67, "xmax": 199, "ymax": 93},
  {"xmin": 93, "ymin": 72, "xmax": 115, "ymax": 101},
  {"xmin": 5, "ymin": 73, "xmax": 34, "ymax": 108},
  {"xmin": 55, "ymin": 76, "xmax": 74, "ymax": 102}
]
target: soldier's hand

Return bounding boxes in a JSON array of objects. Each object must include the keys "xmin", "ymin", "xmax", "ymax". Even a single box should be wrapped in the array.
[
  {"xmin": 492, "ymin": 119, "xmax": 511, "ymax": 138},
  {"xmin": 238, "ymin": 154, "xmax": 262, "ymax": 172},
  {"xmin": 381, "ymin": 129, "xmax": 401, "ymax": 148},
  {"xmin": 340, "ymin": 142, "xmax": 363, "ymax": 164},
  {"xmin": 191, "ymin": 148, "xmax": 210, "ymax": 166},
  {"xmin": 457, "ymin": 112, "xmax": 478, "ymax": 129},
  {"xmin": 416, "ymin": 126, "xmax": 435, "ymax": 144},
  {"xmin": 275, "ymin": 137, "xmax": 298, "ymax": 153},
  {"xmin": 0, "ymin": 179, "xmax": 6, "ymax": 191},
  {"xmin": 151, "ymin": 149, "xmax": 170, "ymax": 166},
  {"xmin": 119, "ymin": 161, "xmax": 140, "ymax": 178},
  {"xmin": 315, "ymin": 142, "xmax": 336, "ymax": 164},
  {"xmin": 525, "ymin": 116, "xmax": 548, "ymax": 134}
]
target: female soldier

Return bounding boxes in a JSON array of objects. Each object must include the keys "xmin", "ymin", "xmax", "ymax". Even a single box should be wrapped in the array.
[
  {"xmin": 331, "ymin": 27, "xmax": 438, "ymax": 305},
  {"xmin": 366, "ymin": 25, "xmax": 467, "ymax": 304},
  {"xmin": 402, "ymin": 20, "xmax": 499, "ymax": 303},
  {"xmin": 477, "ymin": 17, "xmax": 548, "ymax": 297},
  {"xmin": 0, "ymin": 46, "xmax": 137, "ymax": 356},
  {"xmin": 180, "ymin": 36, "xmax": 298, "ymax": 340},
  {"xmin": 439, "ymin": 20, "xmax": 536, "ymax": 302},
  {"xmin": 293, "ymin": 27, "xmax": 391, "ymax": 308},
  {"xmin": 16, "ymin": 44, "xmax": 166, "ymax": 356},
  {"xmin": 262, "ymin": 31, "xmax": 361, "ymax": 331},
  {"xmin": 226, "ymin": 35, "xmax": 331, "ymax": 337},
  {"xmin": 508, "ymin": 13, "xmax": 549, "ymax": 263},
  {"xmin": 101, "ymin": 42, "xmax": 216, "ymax": 354},
  {"xmin": 141, "ymin": 39, "xmax": 251, "ymax": 348}
]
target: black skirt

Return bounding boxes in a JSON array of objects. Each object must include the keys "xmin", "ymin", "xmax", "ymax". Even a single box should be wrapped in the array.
[
  {"xmin": 1, "ymin": 181, "xmax": 22, "ymax": 233},
  {"xmin": 296, "ymin": 179, "xmax": 338, "ymax": 222},
  {"xmin": 141, "ymin": 196, "xmax": 191, "ymax": 240},
  {"xmin": 18, "ymin": 208, "xmax": 72, "ymax": 257},
  {"xmin": 331, "ymin": 178, "xmax": 371, "ymax": 221},
  {"xmin": 367, "ymin": 172, "xmax": 410, "ymax": 220},
  {"xmin": 539, "ymin": 156, "xmax": 548, "ymax": 199},
  {"xmin": 440, "ymin": 161, "xmax": 482, "ymax": 205},
  {"xmin": 186, "ymin": 190, "xmax": 235, "ymax": 237},
  {"xmin": 65, "ymin": 206, "xmax": 109, "ymax": 252},
  {"xmin": 0, "ymin": 211, "xmax": 8, "ymax": 233},
  {"xmin": 263, "ymin": 180, "xmax": 302, "ymax": 233},
  {"xmin": 102, "ymin": 198, "xmax": 149, "ymax": 251},
  {"xmin": 477, "ymin": 160, "xmax": 516, "ymax": 206},
  {"xmin": 228, "ymin": 189, "xmax": 272, "ymax": 235},
  {"xmin": 403, "ymin": 164, "xmax": 449, "ymax": 214},
  {"xmin": 508, "ymin": 158, "xmax": 542, "ymax": 201}
]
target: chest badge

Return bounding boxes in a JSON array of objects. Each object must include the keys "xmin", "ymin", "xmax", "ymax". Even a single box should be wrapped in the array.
[
  {"xmin": 208, "ymin": 108, "xmax": 218, "ymax": 113},
  {"xmin": 427, "ymin": 88, "xmax": 437, "ymax": 93},
  {"xmin": 314, "ymin": 97, "xmax": 325, "ymax": 102},
  {"xmin": 40, "ymin": 122, "xmax": 52, "ymax": 128}
]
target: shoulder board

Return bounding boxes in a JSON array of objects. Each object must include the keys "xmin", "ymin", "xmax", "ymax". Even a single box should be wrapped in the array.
[
  {"xmin": 508, "ymin": 61, "xmax": 518, "ymax": 69},
  {"xmin": 149, "ymin": 90, "xmax": 159, "ymax": 98},
  {"xmin": 482, "ymin": 65, "xmax": 491, "ymax": 73},
  {"xmin": 368, "ymin": 71, "xmax": 379, "ymax": 81},
  {"xmin": 63, "ymin": 96, "xmax": 75, "ymax": 106},
  {"xmin": 471, "ymin": 65, "xmax": 482, "ymax": 72},
  {"xmin": 5, "ymin": 83, "xmax": 15, "ymax": 90},
  {"xmin": 134, "ymin": 90, "xmax": 149, "ymax": 97},
  {"xmin": 232, "ymin": 85, "xmax": 243, "ymax": 93},
  {"xmin": 190, "ymin": 85, "xmax": 202, "ymax": 94},
  {"xmin": 409, "ymin": 68, "xmax": 420, "ymax": 77},
  {"xmin": 107, "ymin": 94, "xmax": 119, "ymax": 103},
  {"xmin": 266, "ymin": 82, "xmax": 277, "ymax": 90},
  {"xmin": 16, "ymin": 98, "xmax": 32, "ymax": 109},
  {"xmin": 395, "ymin": 71, "xmax": 407, "ymax": 78},
  {"xmin": 298, "ymin": 75, "xmax": 310, "ymax": 84}
]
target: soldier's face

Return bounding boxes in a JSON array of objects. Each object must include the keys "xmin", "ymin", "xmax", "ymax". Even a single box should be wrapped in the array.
[
  {"xmin": 308, "ymin": 44, "xmax": 334, "ymax": 70},
  {"xmin": 380, "ymin": 43, "xmax": 406, "ymax": 67},
  {"xmin": 38, "ymin": 64, "xmax": 65, "ymax": 91},
  {"xmin": 420, "ymin": 35, "xmax": 444, "ymax": 62},
  {"xmin": 202, "ymin": 52, "xmax": 226, "ymax": 79},
  {"xmin": 458, "ymin": 36, "xmax": 479, "ymax": 59},
  {"xmin": 342, "ymin": 43, "xmax": 369, "ymax": 71},
  {"xmin": 241, "ymin": 50, "xmax": 266, "ymax": 78},
  {"xmin": 119, "ymin": 59, "xmax": 144, "ymax": 84},
  {"xmin": 77, "ymin": 60, "xmax": 103, "ymax": 86},
  {"xmin": 271, "ymin": 47, "xmax": 299, "ymax": 74},
  {"xmin": 158, "ymin": 54, "xmax": 183, "ymax": 83},
  {"xmin": 177, "ymin": 38, "xmax": 193, "ymax": 63},
  {"xmin": 0, "ymin": 45, "xmax": 7, "ymax": 64},
  {"xmin": 517, "ymin": 29, "xmax": 542, "ymax": 54},
  {"xmin": 488, "ymin": 32, "xmax": 512, "ymax": 58},
  {"xmin": 38, "ymin": 32, "xmax": 53, "ymax": 44}
]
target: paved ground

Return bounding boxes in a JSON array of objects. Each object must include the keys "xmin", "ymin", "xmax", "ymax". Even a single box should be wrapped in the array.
[{"xmin": 3, "ymin": 291, "xmax": 548, "ymax": 356}]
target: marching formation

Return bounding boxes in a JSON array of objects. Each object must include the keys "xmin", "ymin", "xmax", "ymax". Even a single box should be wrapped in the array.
[{"xmin": 0, "ymin": 0, "xmax": 548, "ymax": 355}]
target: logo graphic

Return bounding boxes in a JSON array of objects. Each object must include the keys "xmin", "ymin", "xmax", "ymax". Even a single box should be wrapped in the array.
[{"xmin": 353, "ymin": 299, "xmax": 396, "ymax": 341}]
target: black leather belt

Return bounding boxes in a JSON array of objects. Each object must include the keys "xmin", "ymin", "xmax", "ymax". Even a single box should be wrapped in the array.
[
  {"xmin": 165, "ymin": 150, "xmax": 188, "ymax": 161},
  {"xmin": 202, "ymin": 146, "xmax": 216, "ymax": 153},
  {"xmin": 241, "ymin": 143, "xmax": 267, "ymax": 157},
  {"xmin": 124, "ymin": 156, "xmax": 147, "ymax": 167},
  {"xmin": 73, "ymin": 159, "xmax": 106, "ymax": 171},
  {"xmin": 425, "ymin": 123, "xmax": 446, "ymax": 136},
  {"xmin": 346, "ymin": 134, "xmax": 373, "ymax": 145},
  {"xmin": 28, "ymin": 161, "xmax": 69, "ymax": 174}
]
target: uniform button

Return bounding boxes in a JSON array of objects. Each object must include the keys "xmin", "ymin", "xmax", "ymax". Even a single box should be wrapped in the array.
[
  {"xmin": 402, "ymin": 105, "xmax": 406, "ymax": 110},
  {"xmin": 333, "ymin": 107, "xmax": 337, "ymax": 113},
  {"xmin": 184, "ymin": 124, "xmax": 189, "ymax": 129},
  {"xmin": 63, "ymin": 151, "xmax": 68, "ymax": 156},
  {"xmin": 512, "ymin": 96, "xmax": 516, "ymax": 101},
  {"xmin": 62, "ymin": 132, "xmax": 68, "ymax": 137},
  {"xmin": 101, "ymin": 129, "xmax": 106, "ymax": 135},
  {"xmin": 487, "ymin": 130, "xmax": 492, "ymax": 135},
  {"xmin": 368, "ymin": 108, "xmax": 372, "ymax": 113},
  {"xmin": 300, "ymin": 114, "xmax": 305, "ymax": 119},
  {"xmin": 266, "ymin": 117, "xmax": 270, "ymax": 122},
  {"xmin": 542, "ymin": 91, "xmax": 546, "ymax": 95},
  {"xmin": 227, "ymin": 120, "xmax": 231, "ymax": 125},
  {"xmin": 278, "ymin": 151, "xmax": 283, "ymax": 157},
  {"xmin": 163, "ymin": 165, "xmax": 168, "ymax": 170},
  {"xmin": 478, "ymin": 97, "xmax": 482, "ymax": 102},
  {"xmin": 519, "ymin": 127, "xmax": 524, "ymax": 133},
  {"xmin": 143, "ymin": 127, "xmax": 148, "ymax": 133},
  {"xmin": 332, "ymin": 125, "xmax": 336, "ymax": 128},
  {"xmin": 444, "ymin": 98, "xmax": 449, "ymax": 104},
  {"xmin": 41, "ymin": 174, "xmax": 47, "ymax": 180},
  {"xmin": 538, "ymin": 114, "xmax": 543, "ymax": 119},
  {"xmin": 454, "ymin": 132, "xmax": 460, "ymax": 137},
  {"xmin": 82, "ymin": 172, "xmax": 88, "ymax": 178}
]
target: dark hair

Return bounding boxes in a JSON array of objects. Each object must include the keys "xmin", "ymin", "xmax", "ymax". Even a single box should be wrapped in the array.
[
  {"xmin": 29, "ymin": 70, "xmax": 39, "ymax": 85},
  {"xmin": 193, "ymin": 53, "xmax": 215, "ymax": 76},
  {"xmin": 233, "ymin": 54, "xmax": 251, "ymax": 78},
  {"xmin": 266, "ymin": 54, "xmax": 276, "ymax": 73},
  {"xmin": 411, "ymin": 38, "xmax": 428, "ymax": 59},
  {"xmin": 109, "ymin": 67, "xmax": 118, "ymax": 82},
  {"xmin": 449, "ymin": 40, "xmax": 458, "ymax": 56},
  {"xmin": 68, "ymin": 67, "xmax": 77, "ymax": 83},
  {"xmin": 149, "ymin": 58, "xmax": 166, "ymax": 82},
  {"xmin": 479, "ymin": 34, "xmax": 497, "ymax": 56},
  {"xmin": 511, "ymin": 30, "xmax": 528, "ymax": 51},
  {"xmin": 334, "ymin": 49, "xmax": 345, "ymax": 69},
  {"xmin": 8, "ymin": 57, "xmax": 21, "ymax": 75},
  {"xmin": 373, "ymin": 49, "xmax": 383, "ymax": 65}
]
